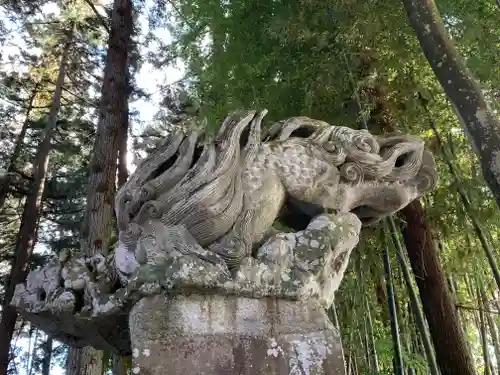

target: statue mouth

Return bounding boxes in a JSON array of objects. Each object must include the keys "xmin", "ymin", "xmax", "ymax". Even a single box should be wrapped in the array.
[
  {"xmin": 349, "ymin": 204, "xmax": 382, "ymax": 225},
  {"xmin": 276, "ymin": 196, "xmax": 384, "ymax": 231},
  {"xmin": 276, "ymin": 198, "xmax": 380, "ymax": 231}
]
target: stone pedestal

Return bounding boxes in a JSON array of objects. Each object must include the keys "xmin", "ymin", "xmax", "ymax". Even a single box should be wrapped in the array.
[
  {"xmin": 129, "ymin": 294, "xmax": 346, "ymax": 375},
  {"xmin": 11, "ymin": 112, "xmax": 439, "ymax": 375}
]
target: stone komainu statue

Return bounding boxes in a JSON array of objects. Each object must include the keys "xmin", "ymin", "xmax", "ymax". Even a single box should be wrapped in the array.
[
  {"xmin": 12, "ymin": 109, "xmax": 437, "ymax": 361},
  {"xmin": 114, "ymin": 109, "xmax": 436, "ymax": 276}
]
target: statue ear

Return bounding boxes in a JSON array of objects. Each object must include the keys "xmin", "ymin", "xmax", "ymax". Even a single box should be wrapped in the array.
[{"xmin": 413, "ymin": 150, "xmax": 439, "ymax": 193}]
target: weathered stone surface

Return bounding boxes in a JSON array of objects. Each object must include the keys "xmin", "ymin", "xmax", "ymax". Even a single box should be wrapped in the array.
[
  {"xmin": 129, "ymin": 294, "xmax": 346, "ymax": 375},
  {"xmin": 11, "ymin": 110, "xmax": 438, "ymax": 359},
  {"xmin": 12, "ymin": 254, "xmax": 131, "ymax": 354},
  {"xmin": 126, "ymin": 212, "xmax": 361, "ymax": 306},
  {"xmin": 228, "ymin": 212, "xmax": 361, "ymax": 308},
  {"xmin": 12, "ymin": 300, "xmax": 131, "ymax": 354},
  {"xmin": 12, "ymin": 212, "xmax": 360, "ymax": 354}
]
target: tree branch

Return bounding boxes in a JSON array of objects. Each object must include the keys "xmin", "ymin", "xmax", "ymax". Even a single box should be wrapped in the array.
[
  {"xmin": 456, "ymin": 304, "xmax": 500, "ymax": 316},
  {"xmin": 83, "ymin": 0, "xmax": 110, "ymax": 33}
]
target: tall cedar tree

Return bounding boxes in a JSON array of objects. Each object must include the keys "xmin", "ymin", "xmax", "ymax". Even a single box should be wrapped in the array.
[
  {"xmin": 0, "ymin": 28, "xmax": 73, "ymax": 374},
  {"xmin": 400, "ymin": 201, "xmax": 476, "ymax": 375},
  {"xmin": 401, "ymin": 0, "xmax": 500, "ymax": 209},
  {"xmin": 0, "ymin": 86, "xmax": 38, "ymax": 212},
  {"xmin": 66, "ymin": 0, "xmax": 133, "ymax": 374}
]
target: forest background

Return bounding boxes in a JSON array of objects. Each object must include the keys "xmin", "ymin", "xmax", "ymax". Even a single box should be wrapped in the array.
[{"xmin": 0, "ymin": 0, "xmax": 499, "ymax": 374}]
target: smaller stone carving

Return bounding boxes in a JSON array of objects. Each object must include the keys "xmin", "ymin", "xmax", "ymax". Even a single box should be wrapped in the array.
[
  {"xmin": 12, "ymin": 256, "xmax": 66, "ymax": 313},
  {"xmin": 11, "ymin": 250, "xmax": 131, "ymax": 353}
]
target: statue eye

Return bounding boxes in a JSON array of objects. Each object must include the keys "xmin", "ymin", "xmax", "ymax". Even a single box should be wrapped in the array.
[{"xmin": 395, "ymin": 152, "xmax": 412, "ymax": 167}]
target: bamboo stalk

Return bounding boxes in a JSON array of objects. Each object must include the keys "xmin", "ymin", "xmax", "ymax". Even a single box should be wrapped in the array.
[{"xmin": 419, "ymin": 95, "xmax": 500, "ymax": 290}]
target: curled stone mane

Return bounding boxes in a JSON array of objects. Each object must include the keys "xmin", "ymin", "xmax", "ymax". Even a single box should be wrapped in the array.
[
  {"xmin": 115, "ymin": 110, "xmax": 267, "ymax": 252},
  {"xmin": 264, "ymin": 116, "xmax": 433, "ymax": 186},
  {"xmin": 262, "ymin": 116, "xmax": 437, "ymax": 224}
]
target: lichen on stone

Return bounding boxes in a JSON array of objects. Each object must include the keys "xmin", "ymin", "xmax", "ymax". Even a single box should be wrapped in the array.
[{"xmin": 11, "ymin": 109, "xmax": 438, "ymax": 355}]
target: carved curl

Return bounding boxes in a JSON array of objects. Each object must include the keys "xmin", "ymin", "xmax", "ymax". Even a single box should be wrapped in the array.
[
  {"xmin": 265, "ymin": 116, "xmax": 437, "ymax": 224},
  {"xmin": 115, "ymin": 111, "xmax": 266, "ymax": 253}
]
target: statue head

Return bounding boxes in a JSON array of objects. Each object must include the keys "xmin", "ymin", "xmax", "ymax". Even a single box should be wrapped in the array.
[{"xmin": 265, "ymin": 116, "xmax": 438, "ymax": 225}]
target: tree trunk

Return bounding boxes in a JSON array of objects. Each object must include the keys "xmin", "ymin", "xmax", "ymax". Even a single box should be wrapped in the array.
[
  {"xmin": 353, "ymin": 355, "xmax": 359, "ymax": 375},
  {"xmin": 449, "ymin": 274, "xmax": 476, "ymax": 368},
  {"xmin": 486, "ymin": 309, "xmax": 500, "ymax": 375},
  {"xmin": 0, "ymin": 30, "xmax": 72, "ymax": 375},
  {"xmin": 26, "ymin": 327, "xmax": 34, "ymax": 375},
  {"xmin": 112, "ymin": 28, "xmax": 132, "ymax": 375},
  {"xmin": 41, "ymin": 336, "xmax": 53, "ymax": 375},
  {"xmin": 0, "ymin": 87, "xmax": 38, "ymax": 213},
  {"xmin": 79, "ymin": 0, "xmax": 133, "ymax": 257},
  {"xmin": 117, "ymin": 66, "xmax": 130, "ymax": 188},
  {"xmin": 405, "ymin": 304, "xmax": 418, "ymax": 375},
  {"xmin": 67, "ymin": 0, "xmax": 133, "ymax": 374},
  {"xmin": 66, "ymin": 347, "xmax": 104, "ymax": 375},
  {"xmin": 401, "ymin": 0, "xmax": 500, "ymax": 208},
  {"xmin": 29, "ymin": 329, "xmax": 39, "ymax": 375},
  {"xmin": 400, "ymin": 200, "xmax": 476, "ymax": 375},
  {"xmin": 117, "ymin": 119, "xmax": 129, "ymax": 187},
  {"xmin": 387, "ymin": 219, "xmax": 440, "ymax": 375}
]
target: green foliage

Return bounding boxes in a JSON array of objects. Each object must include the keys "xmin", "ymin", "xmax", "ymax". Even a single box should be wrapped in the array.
[
  {"xmin": 151, "ymin": 0, "xmax": 500, "ymax": 372},
  {"xmin": 1, "ymin": 0, "xmax": 499, "ymax": 372},
  {"xmin": 0, "ymin": 0, "xmax": 114, "ymax": 372}
]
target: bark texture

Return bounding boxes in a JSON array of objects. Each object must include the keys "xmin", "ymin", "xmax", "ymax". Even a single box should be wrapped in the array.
[
  {"xmin": 117, "ymin": 65, "xmax": 130, "ymax": 188},
  {"xmin": 66, "ymin": 347, "xmax": 104, "ymax": 375},
  {"xmin": 112, "ymin": 28, "xmax": 132, "ymax": 375},
  {"xmin": 79, "ymin": 0, "xmax": 133, "ymax": 258},
  {"xmin": 401, "ymin": 0, "xmax": 500, "ymax": 208},
  {"xmin": 67, "ymin": 0, "xmax": 133, "ymax": 373},
  {"xmin": 400, "ymin": 200, "xmax": 476, "ymax": 375},
  {"xmin": 0, "ymin": 32, "xmax": 71, "ymax": 375}
]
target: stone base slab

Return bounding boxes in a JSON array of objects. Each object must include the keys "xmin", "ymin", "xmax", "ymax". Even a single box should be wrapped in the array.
[{"xmin": 129, "ymin": 294, "xmax": 346, "ymax": 375}]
